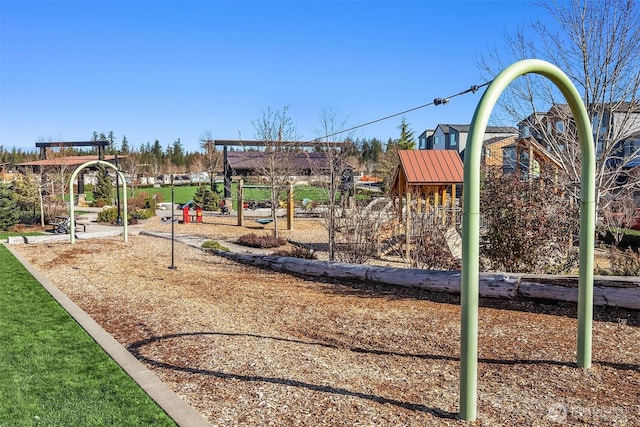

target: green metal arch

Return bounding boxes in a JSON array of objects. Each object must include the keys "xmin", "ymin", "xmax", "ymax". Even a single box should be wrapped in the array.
[
  {"xmin": 68, "ymin": 160, "xmax": 128, "ymax": 244},
  {"xmin": 460, "ymin": 59, "xmax": 595, "ymax": 421}
]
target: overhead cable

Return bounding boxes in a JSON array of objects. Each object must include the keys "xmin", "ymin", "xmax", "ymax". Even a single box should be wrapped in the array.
[{"xmin": 313, "ymin": 80, "xmax": 492, "ymax": 142}]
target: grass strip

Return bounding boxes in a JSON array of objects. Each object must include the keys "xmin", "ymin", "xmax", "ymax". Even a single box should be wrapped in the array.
[{"xmin": 0, "ymin": 244, "xmax": 176, "ymax": 426}]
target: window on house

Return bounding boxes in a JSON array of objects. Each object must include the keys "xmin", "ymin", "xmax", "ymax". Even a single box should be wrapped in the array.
[
  {"xmin": 434, "ymin": 136, "xmax": 441, "ymax": 146},
  {"xmin": 556, "ymin": 121, "xmax": 564, "ymax": 133},
  {"xmin": 520, "ymin": 125, "xmax": 531, "ymax": 138},
  {"xmin": 449, "ymin": 133, "xmax": 457, "ymax": 149},
  {"xmin": 503, "ymin": 147, "xmax": 516, "ymax": 173}
]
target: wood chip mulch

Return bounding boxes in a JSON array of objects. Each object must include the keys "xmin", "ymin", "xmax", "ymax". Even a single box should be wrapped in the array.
[{"xmin": 12, "ymin": 216, "xmax": 640, "ymax": 426}]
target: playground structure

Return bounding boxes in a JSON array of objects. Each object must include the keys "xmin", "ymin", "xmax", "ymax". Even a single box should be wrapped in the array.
[{"xmin": 389, "ymin": 149, "xmax": 464, "ymax": 259}]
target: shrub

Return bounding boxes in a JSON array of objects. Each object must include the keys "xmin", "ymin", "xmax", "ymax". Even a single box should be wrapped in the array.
[
  {"xmin": 92, "ymin": 198, "xmax": 111, "ymax": 208},
  {"xmin": 129, "ymin": 191, "xmax": 150, "ymax": 211},
  {"xmin": 237, "ymin": 233, "xmax": 286, "ymax": 248},
  {"xmin": 201, "ymin": 240, "xmax": 229, "ymax": 252},
  {"xmin": 130, "ymin": 208, "xmax": 154, "ymax": 220},
  {"xmin": 329, "ymin": 199, "xmax": 383, "ymax": 264},
  {"xmin": 595, "ymin": 246, "xmax": 640, "ymax": 276},
  {"xmin": 271, "ymin": 245, "xmax": 317, "ymax": 259},
  {"xmin": 480, "ymin": 169, "xmax": 579, "ymax": 273},
  {"xmin": 97, "ymin": 207, "xmax": 118, "ymax": 223},
  {"xmin": 97, "ymin": 205, "xmax": 154, "ymax": 224},
  {"xmin": 0, "ymin": 186, "xmax": 20, "ymax": 231},
  {"xmin": 43, "ymin": 197, "xmax": 67, "ymax": 223},
  {"xmin": 404, "ymin": 220, "xmax": 461, "ymax": 270}
]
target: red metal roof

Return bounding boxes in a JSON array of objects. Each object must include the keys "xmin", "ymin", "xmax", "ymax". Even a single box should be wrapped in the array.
[{"xmin": 397, "ymin": 150, "xmax": 463, "ymax": 184}]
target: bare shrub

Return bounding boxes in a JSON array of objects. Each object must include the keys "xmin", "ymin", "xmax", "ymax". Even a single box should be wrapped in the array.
[
  {"xmin": 480, "ymin": 169, "xmax": 579, "ymax": 273},
  {"xmin": 404, "ymin": 219, "xmax": 461, "ymax": 270},
  {"xmin": 601, "ymin": 195, "xmax": 638, "ymax": 246},
  {"xmin": 595, "ymin": 246, "xmax": 640, "ymax": 276},
  {"xmin": 237, "ymin": 233, "xmax": 287, "ymax": 248},
  {"xmin": 271, "ymin": 245, "xmax": 317, "ymax": 259},
  {"xmin": 331, "ymin": 200, "xmax": 384, "ymax": 264},
  {"xmin": 43, "ymin": 197, "xmax": 67, "ymax": 223}
]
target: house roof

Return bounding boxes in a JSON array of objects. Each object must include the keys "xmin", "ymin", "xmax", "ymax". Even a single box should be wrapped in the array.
[
  {"xmin": 397, "ymin": 150, "xmax": 463, "ymax": 184},
  {"xmin": 484, "ymin": 135, "xmax": 517, "ymax": 146},
  {"xmin": 17, "ymin": 155, "xmax": 122, "ymax": 167},
  {"xmin": 503, "ymin": 137, "xmax": 563, "ymax": 169},
  {"xmin": 226, "ymin": 151, "xmax": 352, "ymax": 172},
  {"xmin": 439, "ymin": 124, "xmax": 518, "ymax": 135}
]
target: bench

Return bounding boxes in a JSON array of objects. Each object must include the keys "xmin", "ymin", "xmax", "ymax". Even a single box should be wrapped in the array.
[
  {"xmin": 48, "ymin": 221, "xmax": 65, "ymax": 233},
  {"xmin": 48, "ymin": 220, "xmax": 88, "ymax": 233}
]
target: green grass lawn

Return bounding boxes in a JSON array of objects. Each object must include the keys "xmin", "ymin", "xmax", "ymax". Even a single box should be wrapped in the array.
[
  {"xmin": 0, "ymin": 245, "xmax": 176, "ymax": 426},
  {"xmin": 89, "ymin": 182, "xmax": 350, "ymax": 210}
]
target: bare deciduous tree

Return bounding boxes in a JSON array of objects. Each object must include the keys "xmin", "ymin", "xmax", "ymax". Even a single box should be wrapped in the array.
[
  {"xmin": 122, "ymin": 151, "xmax": 142, "ymax": 195},
  {"xmin": 314, "ymin": 107, "xmax": 354, "ymax": 261},
  {"xmin": 252, "ymin": 106, "xmax": 300, "ymax": 238},
  {"xmin": 478, "ymin": 0, "xmax": 640, "ymax": 209},
  {"xmin": 200, "ymin": 133, "xmax": 223, "ymax": 189}
]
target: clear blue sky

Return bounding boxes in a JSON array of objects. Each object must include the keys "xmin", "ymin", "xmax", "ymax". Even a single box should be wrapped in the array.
[{"xmin": 0, "ymin": 0, "xmax": 550, "ymax": 153}]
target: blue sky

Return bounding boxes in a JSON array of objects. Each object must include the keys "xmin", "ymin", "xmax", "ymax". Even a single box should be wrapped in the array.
[{"xmin": 0, "ymin": 0, "xmax": 550, "ymax": 153}]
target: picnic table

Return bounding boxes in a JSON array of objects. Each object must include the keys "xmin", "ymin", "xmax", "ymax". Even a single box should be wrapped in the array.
[{"xmin": 48, "ymin": 216, "xmax": 89, "ymax": 234}]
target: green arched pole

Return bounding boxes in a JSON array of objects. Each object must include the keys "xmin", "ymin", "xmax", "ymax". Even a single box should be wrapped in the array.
[
  {"xmin": 460, "ymin": 59, "xmax": 595, "ymax": 421},
  {"xmin": 69, "ymin": 160, "xmax": 128, "ymax": 244}
]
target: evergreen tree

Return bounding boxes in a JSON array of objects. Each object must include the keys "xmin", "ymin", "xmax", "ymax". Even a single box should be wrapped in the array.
[
  {"xmin": 193, "ymin": 185, "xmax": 220, "ymax": 211},
  {"xmin": 370, "ymin": 138, "xmax": 383, "ymax": 162},
  {"xmin": 0, "ymin": 185, "xmax": 20, "ymax": 231},
  {"xmin": 93, "ymin": 164, "xmax": 113, "ymax": 204},
  {"xmin": 107, "ymin": 131, "xmax": 116, "ymax": 153},
  {"xmin": 120, "ymin": 135, "xmax": 130, "ymax": 154},
  {"xmin": 152, "ymin": 140, "xmax": 163, "ymax": 163},
  {"xmin": 396, "ymin": 117, "xmax": 416, "ymax": 150},
  {"xmin": 171, "ymin": 138, "xmax": 185, "ymax": 166}
]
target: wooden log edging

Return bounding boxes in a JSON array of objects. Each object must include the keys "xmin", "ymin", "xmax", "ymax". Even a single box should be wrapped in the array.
[{"xmin": 214, "ymin": 251, "xmax": 640, "ymax": 310}]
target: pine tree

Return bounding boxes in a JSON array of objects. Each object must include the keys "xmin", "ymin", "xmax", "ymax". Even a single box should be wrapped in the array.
[
  {"xmin": 396, "ymin": 118, "xmax": 415, "ymax": 150},
  {"xmin": 120, "ymin": 136, "xmax": 130, "ymax": 154},
  {"xmin": 93, "ymin": 164, "xmax": 113, "ymax": 204},
  {"xmin": 0, "ymin": 186, "xmax": 20, "ymax": 231},
  {"xmin": 193, "ymin": 185, "xmax": 220, "ymax": 211}
]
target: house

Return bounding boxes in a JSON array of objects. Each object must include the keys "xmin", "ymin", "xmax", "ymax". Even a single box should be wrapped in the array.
[
  {"xmin": 482, "ymin": 135, "xmax": 518, "ymax": 173},
  {"xmin": 224, "ymin": 150, "xmax": 352, "ymax": 178},
  {"xmin": 515, "ymin": 103, "xmax": 640, "ymax": 196},
  {"xmin": 418, "ymin": 124, "xmax": 518, "ymax": 155},
  {"xmin": 518, "ymin": 102, "xmax": 640, "ymax": 163}
]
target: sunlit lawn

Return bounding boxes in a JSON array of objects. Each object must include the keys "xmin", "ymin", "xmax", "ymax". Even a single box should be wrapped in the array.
[{"xmin": 0, "ymin": 244, "xmax": 175, "ymax": 426}]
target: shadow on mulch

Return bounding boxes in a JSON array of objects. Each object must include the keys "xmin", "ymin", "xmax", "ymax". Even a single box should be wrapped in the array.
[
  {"xmin": 128, "ymin": 331, "xmax": 460, "ymax": 420},
  {"xmin": 127, "ymin": 330, "xmax": 638, "ymax": 422}
]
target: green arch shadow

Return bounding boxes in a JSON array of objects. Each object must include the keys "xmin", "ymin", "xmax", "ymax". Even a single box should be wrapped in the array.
[{"xmin": 460, "ymin": 59, "xmax": 596, "ymax": 421}]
